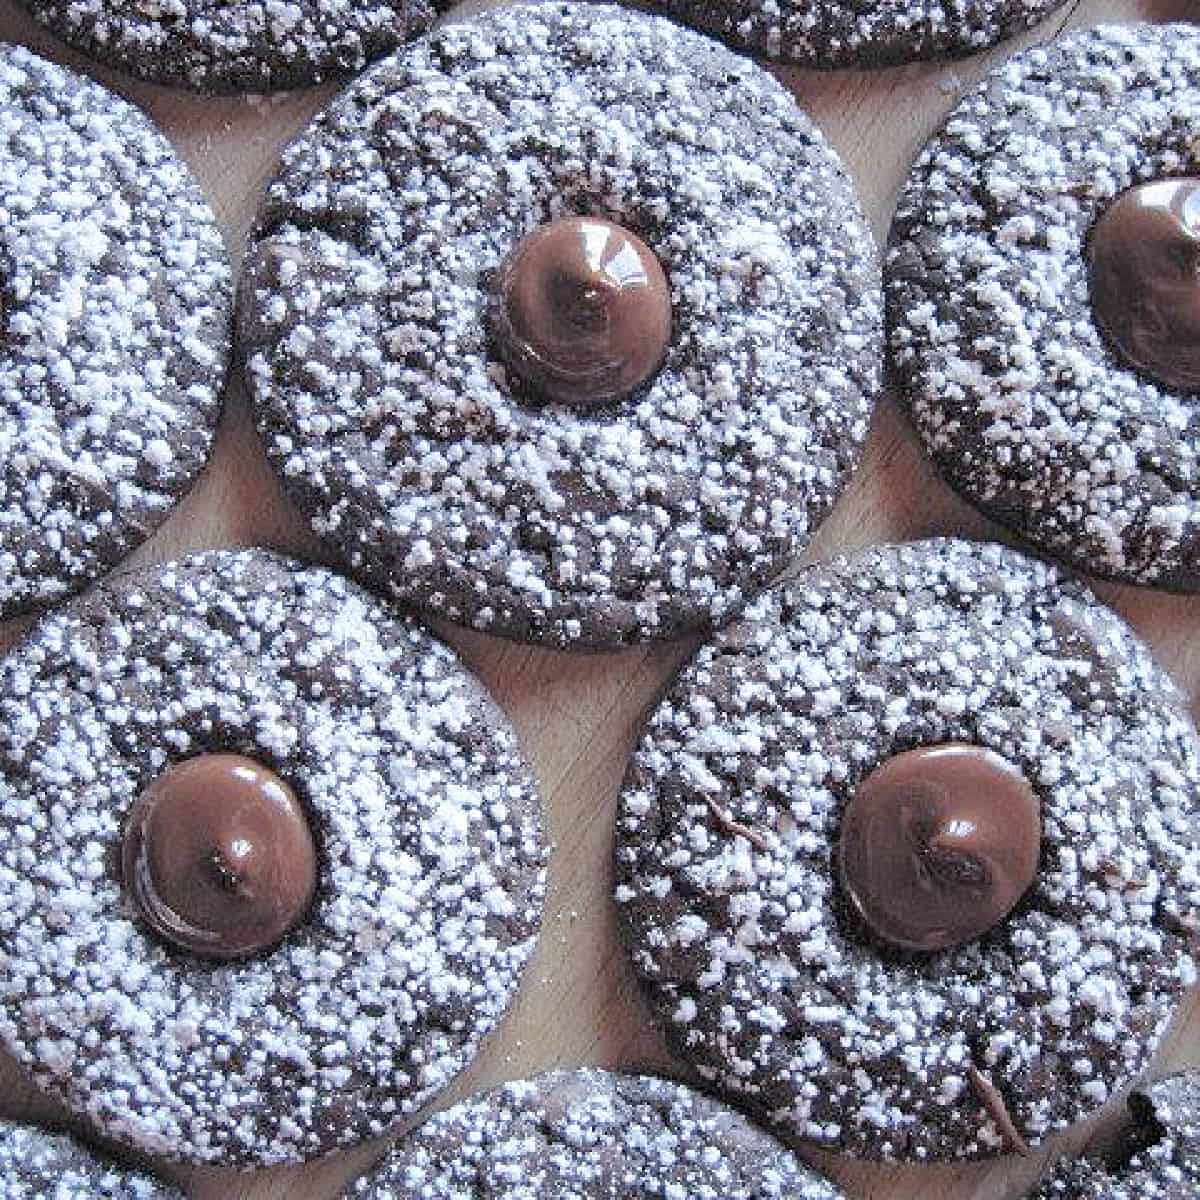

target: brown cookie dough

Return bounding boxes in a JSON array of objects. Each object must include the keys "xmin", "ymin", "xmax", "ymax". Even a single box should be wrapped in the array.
[
  {"xmin": 347, "ymin": 1070, "xmax": 845, "ymax": 1198},
  {"xmin": 0, "ymin": 550, "xmax": 546, "ymax": 1167},
  {"xmin": 615, "ymin": 539, "xmax": 1200, "ymax": 1160},
  {"xmin": 238, "ymin": 3, "xmax": 881, "ymax": 648},
  {"xmin": 1032, "ymin": 1073, "xmax": 1200, "ymax": 1197},
  {"xmin": 16, "ymin": 0, "xmax": 441, "ymax": 91},
  {"xmin": 0, "ymin": 1119, "xmax": 181, "ymax": 1198},
  {"xmin": 642, "ymin": 0, "xmax": 1069, "ymax": 68},
  {"xmin": 887, "ymin": 24, "xmax": 1200, "ymax": 590},
  {"xmin": 0, "ymin": 45, "xmax": 230, "ymax": 619}
]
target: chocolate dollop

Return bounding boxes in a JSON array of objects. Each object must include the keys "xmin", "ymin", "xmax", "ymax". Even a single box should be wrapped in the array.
[
  {"xmin": 837, "ymin": 743, "xmax": 1040, "ymax": 952},
  {"xmin": 492, "ymin": 216, "xmax": 671, "ymax": 407},
  {"xmin": 1089, "ymin": 178, "xmax": 1200, "ymax": 392},
  {"xmin": 122, "ymin": 753, "xmax": 317, "ymax": 960}
]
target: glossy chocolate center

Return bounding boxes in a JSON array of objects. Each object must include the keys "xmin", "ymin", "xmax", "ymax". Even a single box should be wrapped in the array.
[
  {"xmin": 1089, "ymin": 178, "xmax": 1200, "ymax": 391},
  {"xmin": 123, "ymin": 753, "xmax": 317, "ymax": 961},
  {"xmin": 838, "ymin": 743, "xmax": 1040, "ymax": 952},
  {"xmin": 492, "ymin": 216, "xmax": 671, "ymax": 407}
]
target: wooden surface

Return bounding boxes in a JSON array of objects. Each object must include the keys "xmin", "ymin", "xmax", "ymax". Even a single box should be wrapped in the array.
[{"xmin": 0, "ymin": 0, "xmax": 1198, "ymax": 1195}]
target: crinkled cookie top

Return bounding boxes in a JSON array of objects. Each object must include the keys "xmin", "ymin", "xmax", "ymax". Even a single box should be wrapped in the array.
[
  {"xmin": 616, "ymin": 538, "xmax": 1200, "ymax": 1160},
  {"xmin": 0, "ymin": 1120, "xmax": 181, "ymax": 1198},
  {"xmin": 0, "ymin": 44, "xmax": 230, "ymax": 619},
  {"xmin": 240, "ymin": 2, "xmax": 881, "ymax": 647},
  {"xmin": 17, "ymin": 0, "xmax": 441, "ymax": 90},
  {"xmin": 0, "ymin": 550, "xmax": 546, "ymax": 1166},
  {"xmin": 349, "ymin": 1069, "xmax": 844, "ymax": 1198},
  {"xmin": 888, "ymin": 24, "xmax": 1200, "ymax": 590}
]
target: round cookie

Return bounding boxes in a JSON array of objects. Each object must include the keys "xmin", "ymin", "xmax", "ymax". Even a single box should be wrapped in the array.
[
  {"xmin": 0, "ymin": 45, "xmax": 230, "ymax": 618},
  {"xmin": 346, "ymin": 1069, "xmax": 845, "ymax": 1198},
  {"xmin": 641, "ymin": 0, "xmax": 1068, "ymax": 69},
  {"xmin": 614, "ymin": 538, "xmax": 1200, "ymax": 1160},
  {"xmin": 16, "ymin": 0, "xmax": 440, "ymax": 91},
  {"xmin": 0, "ymin": 1119, "xmax": 181, "ymax": 1198},
  {"xmin": 887, "ymin": 24, "xmax": 1200, "ymax": 591},
  {"xmin": 238, "ymin": 2, "xmax": 882, "ymax": 649},
  {"xmin": 1032, "ymin": 1072, "xmax": 1200, "ymax": 1198},
  {"xmin": 0, "ymin": 550, "xmax": 546, "ymax": 1167}
]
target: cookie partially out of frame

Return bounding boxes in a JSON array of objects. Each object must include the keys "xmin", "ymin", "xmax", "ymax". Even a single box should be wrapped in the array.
[
  {"xmin": 0, "ymin": 550, "xmax": 546, "ymax": 1167},
  {"xmin": 1033, "ymin": 1072, "xmax": 1200, "ymax": 1198},
  {"xmin": 0, "ymin": 45, "xmax": 230, "ymax": 618},
  {"xmin": 0, "ymin": 1119, "xmax": 181, "ymax": 1198},
  {"xmin": 615, "ymin": 538, "xmax": 1200, "ymax": 1160},
  {"xmin": 887, "ymin": 24, "xmax": 1200, "ymax": 590},
  {"xmin": 643, "ymin": 0, "xmax": 1067, "ymax": 68},
  {"xmin": 16, "ymin": 0, "xmax": 439, "ymax": 91},
  {"xmin": 347, "ymin": 1069, "xmax": 845, "ymax": 1198},
  {"xmin": 238, "ymin": 2, "xmax": 881, "ymax": 649}
]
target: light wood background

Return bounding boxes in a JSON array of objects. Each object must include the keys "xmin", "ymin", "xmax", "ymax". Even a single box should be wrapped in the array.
[{"xmin": 0, "ymin": 0, "xmax": 1198, "ymax": 1195}]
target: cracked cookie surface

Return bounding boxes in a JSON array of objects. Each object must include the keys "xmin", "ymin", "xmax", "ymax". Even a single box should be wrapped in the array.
[
  {"xmin": 238, "ymin": 2, "xmax": 881, "ymax": 648},
  {"xmin": 17, "ymin": 0, "xmax": 441, "ymax": 90},
  {"xmin": 887, "ymin": 24, "xmax": 1200, "ymax": 590},
  {"xmin": 348, "ymin": 1069, "xmax": 844, "ymax": 1198},
  {"xmin": 643, "ymin": 0, "xmax": 1068, "ymax": 68},
  {"xmin": 1033, "ymin": 1072, "xmax": 1200, "ymax": 1198},
  {"xmin": 0, "ymin": 45, "xmax": 230, "ymax": 619},
  {"xmin": 0, "ymin": 1119, "xmax": 181, "ymax": 1198},
  {"xmin": 0, "ymin": 550, "xmax": 546, "ymax": 1167},
  {"xmin": 615, "ymin": 538, "xmax": 1200, "ymax": 1160}
]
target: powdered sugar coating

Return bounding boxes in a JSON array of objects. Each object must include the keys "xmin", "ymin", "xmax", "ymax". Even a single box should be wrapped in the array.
[
  {"xmin": 644, "ymin": 0, "xmax": 1066, "ymax": 67},
  {"xmin": 348, "ymin": 1069, "xmax": 844, "ymax": 1198},
  {"xmin": 1031, "ymin": 1159, "xmax": 1129, "ymax": 1197},
  {"xmin": 0, "ymin": 45, "xmax": 230, "ymax": 618},
  {"xmin": 887, "ymin": 24, "xmax": 1200, "ymax": 590},
  {"xmin": 615, "ymin": 538, "xmax": 1200, "ymax": 1160},
  {"xmin": 238, "ymin": 2, "xmax": 881, "ymax": 649},
  {"xmin": 0, "ymin": 1119, "xmax": 181, "ymax": 1198},
  {"xmin": 1033, "ymin": 1072, "xmax": 1200, "ymax": 1198},
  {"xmin": 18, "ymin": 0, "xmax": 439, "ymax": 91},
  {"xmin": 0, "ymin": 550, "xmax": 546, "ymax": 1167}
]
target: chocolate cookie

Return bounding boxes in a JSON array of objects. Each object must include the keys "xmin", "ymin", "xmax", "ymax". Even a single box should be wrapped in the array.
[
  {"xmin": 887, "ymin": 24, "xmax": 1200, "ymax": 590},
  {"xmin": 238, "ymin": 2, "xmax": 881, "ymax": 649},
  {"xmin": 0, "ymin": 1119, "xmax": 181, "ymax": 1197},
  {"xmin": 614, "ymin": 538, "xmax": 1200, "ymax": 1160},
  {"xmin": 1033, "ymin": 1072, "xmax": 1200, "ymax": 1197},
  {"xmin": 0, "ymin": 550, "xmax": 546, "ymax": 1167},
  {"xmin": 346, "ymin": 1069, "xmax": 845, "ymax": 1198},
  {"xmin": 0, "ymin": 45, "xmax": 230, "ymax": 618},
  {"xmin": 642, "ymin": 0, "xmax": 1068, "ymax": 68},
  {"xmin": 16, "ymin": 0, "xmax": 439, "ymax": 90}
]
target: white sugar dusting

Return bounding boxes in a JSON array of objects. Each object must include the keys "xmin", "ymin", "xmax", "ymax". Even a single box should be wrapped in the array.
[
  {"xmin": 888, "ymin": 25, "xmax": 1200, "ymax": 588},
  {"xmin": 616, "ymin": 539, "xmax": 1200, "ymax": 1160},
  {"xmin": 0, "ymin": 550, "xmax": 547, "ymax": 1167},
  {"xmin": 1035, "ymin": 1071, "xmax": 1200, "ymax": 1196},
  {"xmin": 24, "ymin": 0, "xmax": 437, "ymax": 89},
  {"xmin": 685, "ymin": 0, "xmax": 1069, "ymax": 66},
  {"xmin": 0, "ymin": 1119, "xmax": 179, "ymax": 1197},
  {"xmin": 0, "ymin": 45, "xmax": 230, "ymax": 618},
  {"xmin": 240, "ymin": 3, "xmax": 881, "ymax": 648},
  {"xmin": 352, "ymin": 1070, "xmax": 843, "ymax": 1198}
]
